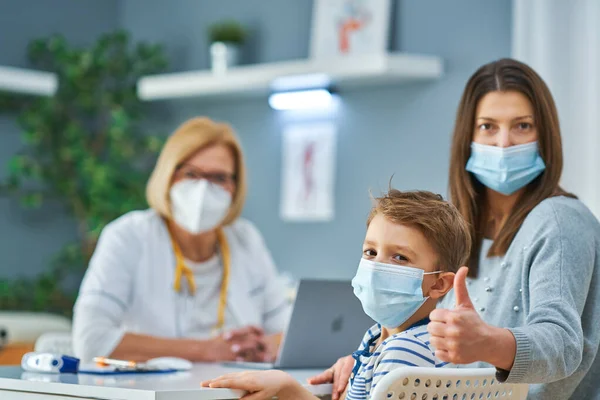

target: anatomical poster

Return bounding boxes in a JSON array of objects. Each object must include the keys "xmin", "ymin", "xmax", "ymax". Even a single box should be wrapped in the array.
[{"xmin": 280, "ymin": 123, "xmax": 336, "ymax": 222}]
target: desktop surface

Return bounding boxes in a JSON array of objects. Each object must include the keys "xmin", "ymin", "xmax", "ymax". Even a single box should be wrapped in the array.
[{"xmin": 0, "ymin": 363, "xmax": 332, "ymax": 400}]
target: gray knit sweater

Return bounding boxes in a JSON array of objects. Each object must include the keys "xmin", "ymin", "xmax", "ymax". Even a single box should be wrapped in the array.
[{"xmin": 440, "ymin": 196, "xmax": 600, "ymax": 399}]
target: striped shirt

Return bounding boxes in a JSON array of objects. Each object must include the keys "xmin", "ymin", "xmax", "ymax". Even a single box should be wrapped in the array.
[{"xmin": 346, "ymin": 319, "xmax": 449, "ymax": 400}]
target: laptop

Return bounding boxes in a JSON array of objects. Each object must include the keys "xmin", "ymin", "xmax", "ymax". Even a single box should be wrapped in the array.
[{"xmin": 225, "ymin": 279, "xmax": 374, "ymax": 369}]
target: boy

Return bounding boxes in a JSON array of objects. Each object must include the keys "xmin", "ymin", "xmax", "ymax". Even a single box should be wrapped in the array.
[{"xmin": 202, "ymin": 190, "xmax": 471, "ymax": 400}]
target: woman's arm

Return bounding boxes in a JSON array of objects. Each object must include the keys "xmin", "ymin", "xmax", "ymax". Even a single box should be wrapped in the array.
[
  {"xmin": 429, "ymin": 201, "xmax": 595, "ymax": 383},
  {"xmin": 497, "ymin": 201, "xmax": 594, "ymax": 383}
]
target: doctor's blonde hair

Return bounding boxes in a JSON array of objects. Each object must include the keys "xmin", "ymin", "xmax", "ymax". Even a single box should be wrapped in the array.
[{"xmin": 146, "ymin": 117, "xmax": 247, "ymax": 226}]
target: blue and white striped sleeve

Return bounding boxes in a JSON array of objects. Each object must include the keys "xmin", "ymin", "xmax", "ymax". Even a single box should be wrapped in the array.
[{"xmin": 370, "ymin": 334, "xmax": 436, "ymax": 391}]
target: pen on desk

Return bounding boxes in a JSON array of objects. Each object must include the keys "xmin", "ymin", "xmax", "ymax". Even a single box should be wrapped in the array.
[{"xmin": 93, "ymin": 356, "xmax": 137, "ymax": 368}]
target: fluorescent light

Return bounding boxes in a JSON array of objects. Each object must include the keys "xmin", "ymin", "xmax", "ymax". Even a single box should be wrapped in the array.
[
  {"xmin": 268, "ymin": 89, "xmax": 336, "ymax": 111},
  {"xmin": 270, "ymin": 73, "xmax": 332, "ymax": 92},
  {"xmin": 0, "ymin": 66, "xmax": 57, "ymax": 96}
]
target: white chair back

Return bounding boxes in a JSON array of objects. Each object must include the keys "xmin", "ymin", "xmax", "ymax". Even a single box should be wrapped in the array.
[
  {"xmin": 0, "ymin": 312, "xmax": 70, "ymax": 344},
  {"xmin": 369, "ymin": 367, "xmax": 528, "ymax": 400}
]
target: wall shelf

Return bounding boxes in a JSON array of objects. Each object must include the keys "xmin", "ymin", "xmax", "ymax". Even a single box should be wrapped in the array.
[
  {"xmin": 0, "ymin": 66, "xmax": 57, "ymax": 96},
  {"xmin": 137, "ymin": 53, "xmax": 443, "ymax": 101},
  {"xmin": 0, "ymin": 53, "xmax": 443, "ymax": 101}
]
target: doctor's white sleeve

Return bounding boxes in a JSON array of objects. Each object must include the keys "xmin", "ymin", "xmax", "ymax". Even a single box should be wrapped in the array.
[{"xmin": 72, "ymin": 220, "xmax": 137, "ymax": 362}]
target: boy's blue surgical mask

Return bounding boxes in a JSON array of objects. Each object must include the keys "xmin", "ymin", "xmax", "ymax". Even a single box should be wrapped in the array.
[
  {"xmin": 465, "ymin": 141, "xmax": 545, "ymax": 195},
  {"xmin": 351, "ymin": 258, "xmax": 440, "ymax": 328}
]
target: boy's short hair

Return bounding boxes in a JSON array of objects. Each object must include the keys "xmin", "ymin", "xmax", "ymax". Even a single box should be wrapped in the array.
[{"xmin": 367, "ymin": 189, "xmax": 471, "ymax": 273}]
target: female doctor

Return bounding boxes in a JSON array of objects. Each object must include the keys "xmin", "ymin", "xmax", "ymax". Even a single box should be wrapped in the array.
[{"xmin": 72, "ymin": 117, "xmax": 290, "ymax": 363}]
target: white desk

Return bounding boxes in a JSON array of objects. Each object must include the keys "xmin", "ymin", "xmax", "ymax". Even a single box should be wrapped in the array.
[{"xmin": 0, "ymin": 364, "xmax": 333, "ymax": 400}]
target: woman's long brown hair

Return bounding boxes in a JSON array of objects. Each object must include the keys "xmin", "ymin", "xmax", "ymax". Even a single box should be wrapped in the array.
[{"xmin": 449, "ymin": 58, "xmax": 576, "ymax": 277}]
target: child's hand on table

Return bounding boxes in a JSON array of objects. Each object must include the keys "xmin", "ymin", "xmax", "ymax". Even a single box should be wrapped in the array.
[{"xmin": 202, "ymin": 370, "xmax": 308, "ymax": 400}]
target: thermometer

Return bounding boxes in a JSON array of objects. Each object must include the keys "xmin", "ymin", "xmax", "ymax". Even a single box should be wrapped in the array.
[{"xmin": 21, "ymin": 352, "xmax": 79, "ymax": 374}]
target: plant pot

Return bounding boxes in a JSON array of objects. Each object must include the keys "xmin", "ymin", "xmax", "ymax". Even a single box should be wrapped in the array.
[{"xmin": 210, "ymin": 41, "xmax": 241, "ymax": 74}]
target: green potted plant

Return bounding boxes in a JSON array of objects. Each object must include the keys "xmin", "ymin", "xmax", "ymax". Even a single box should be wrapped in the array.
[
  {"xmin": 0, "ymin": 31, "xmax": 168, "ymax": 316},
  {"xmin": 207, "ymin": 20, "xmax": 248, "ymax": 73}
]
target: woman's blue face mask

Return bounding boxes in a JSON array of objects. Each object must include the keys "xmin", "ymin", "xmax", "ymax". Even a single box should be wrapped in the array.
[{"xmin": 465, "ymin": 141, "xmax": 546, "ymax": 195}]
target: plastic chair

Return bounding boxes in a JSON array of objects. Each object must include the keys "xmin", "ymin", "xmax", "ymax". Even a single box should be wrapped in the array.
[
  {"xmin": 34, "ymin": 332, "xmax": 74, "ymax": 356},
  {"xmin": 369, "ymin": 367, "xmax": 528, "ymax": 400}
]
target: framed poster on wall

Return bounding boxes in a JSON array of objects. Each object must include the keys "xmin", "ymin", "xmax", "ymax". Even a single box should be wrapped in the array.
[
  {"xmin": 310, "ymin": 0, "xmax": 392, "ymax": 58},
  {"xmin": 280, "ymin": 122, "xmax": 336, "ymax": 222}
]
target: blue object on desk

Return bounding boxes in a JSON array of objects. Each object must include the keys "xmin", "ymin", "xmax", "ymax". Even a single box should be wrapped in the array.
[{"xmin": 21, "ymin": 352, "xmax": 80, "ymax": 374}]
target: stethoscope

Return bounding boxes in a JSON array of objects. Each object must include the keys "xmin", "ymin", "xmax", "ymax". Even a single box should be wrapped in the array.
[{"xmin": 167, "ymin": 223, "xmax": 231, "ymax": 336}]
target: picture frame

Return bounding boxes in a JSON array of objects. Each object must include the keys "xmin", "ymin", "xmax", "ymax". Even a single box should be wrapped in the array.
[{"xmin": 310, "ymin": 0, "xmax": 392, "ymax": 59}]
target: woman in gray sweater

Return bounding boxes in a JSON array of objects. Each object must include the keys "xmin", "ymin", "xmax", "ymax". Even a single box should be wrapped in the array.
[
  {"xmin": 313, "ymin": 59, "xmax": 600, "ymax": 400},
  {"xmin": 427, "ymin": 58, "xmax": 600, "ymax": 399}
]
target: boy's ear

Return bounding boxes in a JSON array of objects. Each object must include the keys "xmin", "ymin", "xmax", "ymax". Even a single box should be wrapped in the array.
[{"xmin": 428, "ymin": 272, "xmax": 455, "ymax": 300}]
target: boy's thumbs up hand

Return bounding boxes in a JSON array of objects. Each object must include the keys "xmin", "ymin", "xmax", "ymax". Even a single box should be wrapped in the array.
[{"xmin": 427, "ymin": 267, "xmax": 493, "ymax": 365}]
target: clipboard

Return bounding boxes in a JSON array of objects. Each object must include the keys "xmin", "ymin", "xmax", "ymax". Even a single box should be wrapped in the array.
[{"xmin": 78, "ymin": 364, "xmax": 178, "ymax": 375}]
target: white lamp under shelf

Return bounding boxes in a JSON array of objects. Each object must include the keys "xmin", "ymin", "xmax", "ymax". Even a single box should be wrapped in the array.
[
  {"xmin": 268, "ymin": 88, "xmax": 337, "ymax": 111},
  {"xmin": 0, "ymin": 66, "xmax": 58, "ymax": 96}
]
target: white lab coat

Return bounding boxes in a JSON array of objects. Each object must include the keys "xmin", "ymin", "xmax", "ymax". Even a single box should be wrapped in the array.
[{"xmin": 72, "ymin": 209, "xmax": 290, "ymax": 362}]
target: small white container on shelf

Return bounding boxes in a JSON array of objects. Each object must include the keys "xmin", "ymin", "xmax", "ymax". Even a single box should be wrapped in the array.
[{"xmin": 210, "ymin": 42, "xmax": 241, "ymax": 74}]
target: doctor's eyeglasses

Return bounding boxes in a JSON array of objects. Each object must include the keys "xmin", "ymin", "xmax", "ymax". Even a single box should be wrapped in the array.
[{"xmin": 174, "ymin": 164, "xmax": 237, "ymax": 189}]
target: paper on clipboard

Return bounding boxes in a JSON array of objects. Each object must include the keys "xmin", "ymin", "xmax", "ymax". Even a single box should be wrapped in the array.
[{"xmin": 78, "ymin": 364, "xmax": 178, "ymax": 375}]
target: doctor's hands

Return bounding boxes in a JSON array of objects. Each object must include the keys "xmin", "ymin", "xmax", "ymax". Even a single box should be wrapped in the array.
[
  {"xmin": 200, "ymin": 326, "xmax": 281, "ymax": 362},
  {"xmin": 199, "ymin": 326, "xmax": 265, "ymax": 362},
  {"xmin": 307, "ymin": 355, "xmax": 354, "ymax": 400},
  {"xmin": 427, "ymin": 267, "xmax": 516, "ymax": 370},
  {"xmin": 222, "ymin": 326, "xmax": 278, "ymax": 362}
]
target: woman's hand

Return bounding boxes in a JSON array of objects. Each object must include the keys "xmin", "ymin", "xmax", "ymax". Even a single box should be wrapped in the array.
[
  {"xmin": 307, "ymin": 355, "xmax": 354, "ymax": 400},
  {"xmin": 202, "ymin": 370, "xmax": 312, "ymax": 400},
  {"xmin": 427, "ymin": 267, "xmax": 516, "ymax": 370}
]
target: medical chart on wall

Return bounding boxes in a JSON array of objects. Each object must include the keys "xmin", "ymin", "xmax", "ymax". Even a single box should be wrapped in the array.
[
  {"xmin": 310, "ymin": 0, "xmax": 391, "ymax": 58},
  {"xmin": 280, "ymin": 123, "xmax": 337, "ymax": 222}
]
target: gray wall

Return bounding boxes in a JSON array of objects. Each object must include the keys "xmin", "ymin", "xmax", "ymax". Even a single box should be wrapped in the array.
[
  {"xmin": 119, "ymin": 0, "xmax": 512, "ymax": 280},
  {"xmin": 0, "ymin": 0, "xmax": 512, "ymax": 281},
  {"xmin": 0, "ymin": 0, "xmax": 120, "ymax": 278}
]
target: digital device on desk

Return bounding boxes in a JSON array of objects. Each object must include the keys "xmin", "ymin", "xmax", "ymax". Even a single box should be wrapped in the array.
[
  {"xmin": 21, "ymin": 353, "xmax": 79, "ymax": 374},
  {"xmin": 226, "ymin": 279, "xmax": 374, "ymax": 369}
]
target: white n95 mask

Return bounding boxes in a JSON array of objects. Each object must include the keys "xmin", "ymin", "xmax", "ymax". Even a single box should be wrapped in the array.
[{"xmin": 169, "ymin": 179, "xmax": 232, "ymax": 234}]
